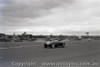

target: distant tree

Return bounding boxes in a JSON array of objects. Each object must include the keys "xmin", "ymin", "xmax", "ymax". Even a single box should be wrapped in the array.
[
  {"xmin": 0, "ymin": 33, "xmax": 5, "ymax": 37},
  {"xmin": 22, "ymin": 32, "xmax": 27, "ymax": 35},
  {"xmin": 50, "ymin": 34, "xmax": 53, "ymax": 37},
  {"xmin": 29, "ymin": 34, "xmax": 33, "ymax": 38},
  {"xmin": 21, "ymin": 32, "xmax": 27, "ymax": 40},
  {"xmin": 86, "ymin": 32, "xmax": 89, "ymax": 36}
]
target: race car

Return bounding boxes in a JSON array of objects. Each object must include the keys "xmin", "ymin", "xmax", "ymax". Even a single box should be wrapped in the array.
[{"xmin": 44, "ymin": 40, "xmax": 65, "ymax": 48}]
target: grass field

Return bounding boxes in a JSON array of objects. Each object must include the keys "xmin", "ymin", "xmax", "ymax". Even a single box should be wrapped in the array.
[{"xmin": 0, "ymin": 40, "xmax": 100, "ymax": 67}]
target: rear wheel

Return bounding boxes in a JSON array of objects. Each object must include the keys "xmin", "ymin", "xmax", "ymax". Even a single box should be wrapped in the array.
[{"xmin": 62, "ymin": 43, "xmax": 65, "ymax": 48}]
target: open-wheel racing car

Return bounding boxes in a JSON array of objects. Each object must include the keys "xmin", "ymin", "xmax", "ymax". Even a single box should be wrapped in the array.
[{"xmin": 44, "ymin": 40, "xmax": 65, "ymax": 48}]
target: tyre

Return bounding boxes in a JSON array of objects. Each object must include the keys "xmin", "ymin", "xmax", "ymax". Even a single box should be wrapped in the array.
[
  {"xmin": 44, "ymin": 44, "xmax": 48, "ymax": 48},
  {"xmin": 62, "ymin": 43, "xmax": 65, "ymax": 48}
]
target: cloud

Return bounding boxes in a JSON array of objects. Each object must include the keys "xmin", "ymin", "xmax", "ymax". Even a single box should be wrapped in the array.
[
  {"xmin": 1, "ymin": 0, "xmax": 100, "ymax": 35},
  {"xmin": 2, "ymin": 0, "xmax": 73, "ymax": 18}
]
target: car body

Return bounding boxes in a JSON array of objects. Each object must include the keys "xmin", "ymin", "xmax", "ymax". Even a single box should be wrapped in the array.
[{"xmin": 44, "ymin": 40, "xmax": 65, "ymax": 48}]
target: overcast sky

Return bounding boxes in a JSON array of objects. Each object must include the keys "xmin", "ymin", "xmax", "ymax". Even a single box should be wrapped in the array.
[{"xmin": 0, "ymin": 0, "xmax": 100, "ymax": 35}]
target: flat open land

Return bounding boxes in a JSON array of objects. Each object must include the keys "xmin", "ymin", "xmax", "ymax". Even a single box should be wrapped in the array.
[{"xmin": 0, "ymin": 40, "xmax": 100, "ymax": 67}]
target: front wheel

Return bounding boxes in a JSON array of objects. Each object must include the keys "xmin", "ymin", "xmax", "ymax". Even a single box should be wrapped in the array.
[{"xmin": 44, "ymin": 44, "xmax": 48, "ymax": 48}]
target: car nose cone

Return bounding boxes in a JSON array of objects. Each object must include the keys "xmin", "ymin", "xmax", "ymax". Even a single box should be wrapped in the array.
[{"xmin": 46, "ymin": 41, "xmax": 51, "ymax": 44}]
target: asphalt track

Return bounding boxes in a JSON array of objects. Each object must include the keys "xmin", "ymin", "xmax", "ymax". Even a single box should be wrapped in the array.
[{"xmin": 0, "ymin": 40, "xmax": 100, "ymax": 67}]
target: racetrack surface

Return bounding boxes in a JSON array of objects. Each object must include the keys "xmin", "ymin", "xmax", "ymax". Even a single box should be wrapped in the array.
[{"xmin": 0, "ymin": 40, "xmax": 100, "ymax": 67}]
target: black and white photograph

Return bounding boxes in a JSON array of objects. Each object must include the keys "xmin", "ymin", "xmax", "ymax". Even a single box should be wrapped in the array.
[{"xmin": 0, "ymin": 0, "xmax": 100, "ymax": 67}]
